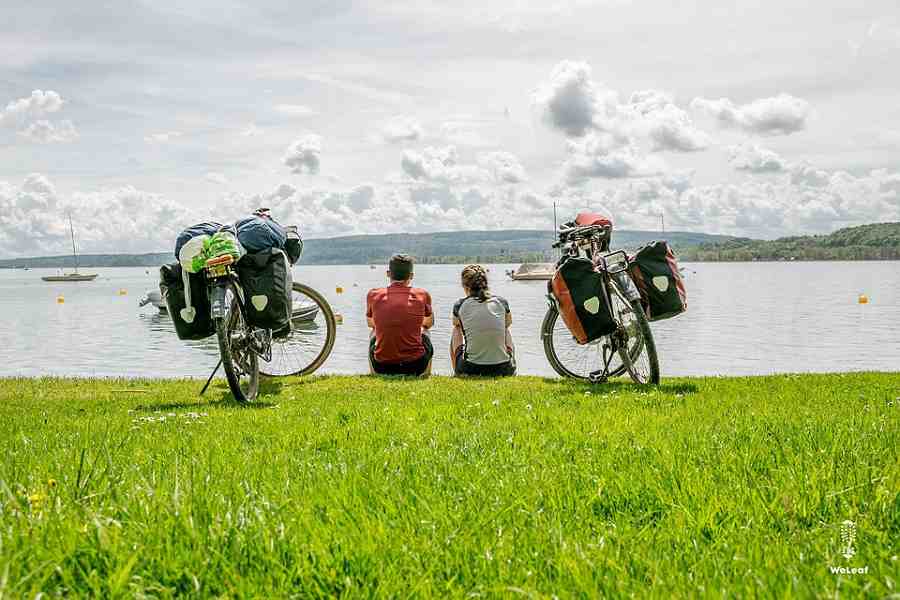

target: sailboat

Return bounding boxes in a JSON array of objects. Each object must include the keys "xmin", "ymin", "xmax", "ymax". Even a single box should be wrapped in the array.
[{"xmin": 41, "ymin": 214, "xmax": 98, "ymax": 282}]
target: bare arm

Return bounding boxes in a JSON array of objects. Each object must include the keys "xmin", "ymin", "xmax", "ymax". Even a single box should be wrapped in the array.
[
  {"xmin": 422, "ymin": 314, "xmax": 434, "ymax": 330},
  {"xmin": 367, "ymin": 316, "xmax": 375, "ymax": 329},
  {"xmin": 505, "ymin": 312, "xmax": 512, "ymax": 328}
]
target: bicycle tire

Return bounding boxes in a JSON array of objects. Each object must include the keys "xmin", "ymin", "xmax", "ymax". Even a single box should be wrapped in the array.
[
  {"xmin": 621, "ymin": 299, "xmax": 660, "ymax": 385},
  {"xmin": 259, "ymin": 282, "xmax": 337, "ymax": 377},
  {"xmin": 216, "ymin": 285, "xmax": 259, "ymax": 403}
]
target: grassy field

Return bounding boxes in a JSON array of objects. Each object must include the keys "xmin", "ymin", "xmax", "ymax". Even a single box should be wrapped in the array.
[{"xmin": 0, "ymin": 373, "xmax": 898, "ymax": 598}]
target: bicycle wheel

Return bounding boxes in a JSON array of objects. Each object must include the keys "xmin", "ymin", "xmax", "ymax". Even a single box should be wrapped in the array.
[
  {"xmin": 611, "ymin": 291, "xmax": 660, "ymax": 385},
  {"xmin": 216, "ymin": 285, "xmax": 259, "ymax": 402},
  {"xmin": 542, "ymin": 305, "xmax": 627, "ymax": 381},
  {"xmin": 258, "ymin": 282, "xmax": 337, "ymax": 377}
]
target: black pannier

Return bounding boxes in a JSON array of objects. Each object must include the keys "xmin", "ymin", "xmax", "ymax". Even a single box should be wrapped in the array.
[
  {"xmin": 629, "ymin": 241, "xmax": 687, "ymax": 321},
  {"xmin": 236, "ymin": 248, "xmax": 293, "ymax": 332},
  {"xmin": 284, "ymin": 225, "xmax": 303, "ymax": 265},
  {"xmin": 549, "ymin": 256, "xmax": 617, "ymax": 344},
  {"xmin": 159, "ymin": 263, "xmax": 216, "ymax": 340}
]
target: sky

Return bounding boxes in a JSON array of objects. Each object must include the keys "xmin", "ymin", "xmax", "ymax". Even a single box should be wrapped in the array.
[{"xmin": 2, "ymin": 0, "xmax": 900, "ymax": 257}]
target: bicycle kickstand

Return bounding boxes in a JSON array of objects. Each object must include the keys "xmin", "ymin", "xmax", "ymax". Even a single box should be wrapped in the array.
[{"xmin": 199, "ymin": 360, "xmax": 222, "ymax": 396}]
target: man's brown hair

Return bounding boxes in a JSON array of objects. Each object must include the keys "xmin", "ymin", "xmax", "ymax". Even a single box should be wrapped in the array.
[{"xmin": 389, "ymin": 253, "xmax": 414, "ymax": 281}]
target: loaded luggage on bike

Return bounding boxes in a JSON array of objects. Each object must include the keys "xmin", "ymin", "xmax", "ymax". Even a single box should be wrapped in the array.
[{"xmin": 159, "ymin": 209, "xmax": 336, "ymax": 403}]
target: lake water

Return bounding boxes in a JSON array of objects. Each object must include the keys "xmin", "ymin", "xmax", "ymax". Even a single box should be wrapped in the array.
[{"xmin": 1, "ymin": 262, "xmax": 898, "ymax": 379}]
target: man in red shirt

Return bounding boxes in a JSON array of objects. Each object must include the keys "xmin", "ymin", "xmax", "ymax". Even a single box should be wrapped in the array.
[{"xmin": 366, "ymin": 254, "xmax": 434, "ymax": 376}]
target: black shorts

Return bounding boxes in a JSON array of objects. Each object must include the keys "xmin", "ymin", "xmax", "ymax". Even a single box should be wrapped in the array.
[
  {"xmin": 453, "ymin": 347, "xmax": 516, "ymax": 377},
  {"xmin": 370, "ymin": 335, "xmax": 434, "ymax": 376}
]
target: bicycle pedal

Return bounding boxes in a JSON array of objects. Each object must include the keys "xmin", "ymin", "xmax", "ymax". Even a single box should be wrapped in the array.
[{"xmin": 588, "ymin": 371, "xmax": 608, "ymax": 384}]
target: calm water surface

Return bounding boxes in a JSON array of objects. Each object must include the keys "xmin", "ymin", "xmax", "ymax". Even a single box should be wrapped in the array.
[{"xmin": 1, "ymin": 262, "xmax": 898, "ymax": 378}]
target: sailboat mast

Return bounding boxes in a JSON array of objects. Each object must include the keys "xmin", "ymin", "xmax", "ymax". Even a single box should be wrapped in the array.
[{"xmin": 68, "ymin": 213, "xmax": 79, "ymax": 273}]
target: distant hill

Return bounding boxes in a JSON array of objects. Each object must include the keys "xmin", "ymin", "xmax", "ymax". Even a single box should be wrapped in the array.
[
  {"xmin": 0, "ymin": 228, "xmax": 733, "ymax": 268},
  {"xmin": 679, "ymin": 222, "xmax": 900, "ymax": 261}
]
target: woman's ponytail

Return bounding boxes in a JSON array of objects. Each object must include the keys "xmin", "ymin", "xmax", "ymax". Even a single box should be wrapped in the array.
[{"xmin": 461, "ymin": 264, "xmax": 490, "ymax": 302}]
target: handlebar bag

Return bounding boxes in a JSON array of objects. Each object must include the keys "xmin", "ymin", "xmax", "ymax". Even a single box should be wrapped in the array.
[
  {"xmin": 159, "ymin": 262, "xmax": 215, "ymax": 340},
  {"xmin": 235, "ymin": 216, "xmax": 287, "ymax": 253},
  {"xmin": 236, "ymin": 248, "xmax": 293, "ymax": 332},
  {"xmin": 550, "ymin": 255, "xmax": 617, "ymax": 344},
  {"xmin": 628, "ymin": 241, "xmax": 687, "ymax": 321}
]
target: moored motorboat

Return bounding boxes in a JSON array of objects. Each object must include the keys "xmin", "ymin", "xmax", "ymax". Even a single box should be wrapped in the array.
[
  {"xmin": 292, "ymin": 302, "xmax": 319, "ymax": 322},
  {"xmin": 506, "ymin": 262, "xmax": 555, "ymax": 281}
]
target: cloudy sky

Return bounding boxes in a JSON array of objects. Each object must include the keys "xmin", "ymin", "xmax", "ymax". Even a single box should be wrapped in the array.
[{"xmin": 2, "ymin": 0, "xmax": 900, "ymax": 257}]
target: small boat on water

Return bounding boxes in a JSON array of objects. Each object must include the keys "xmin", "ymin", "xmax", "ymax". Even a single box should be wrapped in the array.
[
  {"xmin": 506, "ymin": 262, "xmax": 555, "ymax": 281},
  {"xmin": 41, "ymin": 214, "xmax": 98, "ymax": 283},
  {"xmin": 42, "ymin": 273, "xmax": 98, "ymax": 282}
]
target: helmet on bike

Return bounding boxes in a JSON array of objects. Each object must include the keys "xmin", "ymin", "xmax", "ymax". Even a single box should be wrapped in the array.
[{"xmin": 574, "ymin": 212, "xmax": 612, "ymax": 228}]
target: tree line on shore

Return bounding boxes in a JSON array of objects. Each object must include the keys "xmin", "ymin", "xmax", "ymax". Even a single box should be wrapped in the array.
[{"xmin": 678, "ymin": 222, "xmax": 900, "ymax": 262}]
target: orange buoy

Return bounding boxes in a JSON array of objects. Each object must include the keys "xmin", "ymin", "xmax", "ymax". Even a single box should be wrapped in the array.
[
  {"xmin": 858, "ymin": 294, "xmax": 869, "ymax": 304},
  {"xmin": 335, "ymin": 313, "xmax": 344, "ymax": 324},
  {"xmin": 118, "ymin": 289, "xmax": 128, "ymax": 296},
  {"xmin": 336, "ymin": 286, "xmax": 343, "ymax": 294},
  {"xmin": 56, "ymin": 295, "xmax": 65, "ymax": 304}
]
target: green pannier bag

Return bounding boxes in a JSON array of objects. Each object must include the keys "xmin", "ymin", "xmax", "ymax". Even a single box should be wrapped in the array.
[{"xmin": 629, "ymin": 241, "xmax": 687, "ymax": 321}]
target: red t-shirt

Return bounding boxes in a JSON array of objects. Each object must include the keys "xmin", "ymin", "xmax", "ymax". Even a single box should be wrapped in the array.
[{"xmin": 366, "ymin": 283, "xmax": 432, "ymax": 363}]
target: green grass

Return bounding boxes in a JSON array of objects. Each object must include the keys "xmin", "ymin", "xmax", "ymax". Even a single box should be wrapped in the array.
[{"xmin": 1, "ymin": 373, "xmax": 898, "ymax": 598}]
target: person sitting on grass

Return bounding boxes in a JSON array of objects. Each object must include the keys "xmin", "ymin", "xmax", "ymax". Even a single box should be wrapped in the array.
[
  {"xmin": 450, "ymin": 264, "xmax": 516, "ymax": 377},
  {"xmin": 366, "ymin": 254, "xmax": 434, "ymax": 376}
]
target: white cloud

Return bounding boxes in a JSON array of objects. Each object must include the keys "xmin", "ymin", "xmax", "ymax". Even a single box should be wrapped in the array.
[
  {"xmin": 532, "ymin": 60, "xmax": 605, "ymax": 137},
  {"xmin": 478, "ymin": 151, "xmax": 527, "ymax": 183},
  {"xmin": 283, "ymin": 134, "xmax": 322, "ymax": 174},
  {"xmin": 19, "ymin": 119, "xmax": 78, "ymax": 143},
  {"xmin": 728, "ymin": 144, "xmax": 789, "ymax": 173},
  {"xmin": 346, "ymin": 184, "xmax": 375, "ymax": 211},
  {"xmin": 400, "ymin": 146, "xmax": 527, "ymax": 185},
  {"xmin": 596, "ymin": 166, "xmax": 900, "ymax": 237},
  {"xmin": 0, "ymin": 174, "xmax": 196, "ymax": 257},
  {"xmin": 690, "ymin": 94, "xmax": 811, "ymax": 136},
  {"xmin": 274, "ymin": 104, "xmax": 315, "ymax": 117},
  {"xmin": 790, "ymin": 163, "xmax": 831, "ymax": 187},
  {"xmin": 144, "ymin": 131, "xmax": 183, "ymax": 143},
  {"xmin": 0, "ymin": 90, "xmax": 64, "ymax": 128},
  {"xmin": 626, "ymin": 91, "xmax": 711, "ymax": 152},
  {"xmin": 1, "ymin": 90, "xmax": 78, "ymax": 144},
  {"xmin": 564, "ymin": 134, "xmax": 666, "ymax": 182},
  {"xmin": 380, "ymin": 116, "xmax": 423, "ymax": 143},
  {"xmin": 205, "ymin": 172, "xmax": 228, "ymax": 184}
]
